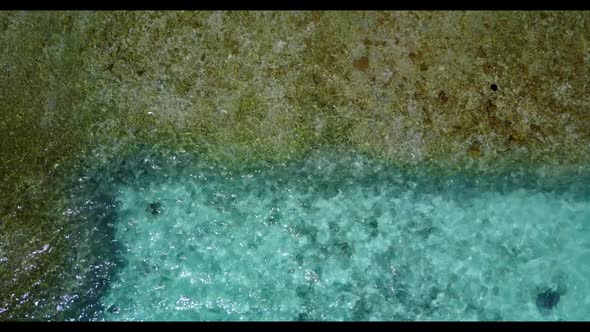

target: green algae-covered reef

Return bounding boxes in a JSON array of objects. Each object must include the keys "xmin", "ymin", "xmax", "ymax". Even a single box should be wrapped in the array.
[{"xmin": 1, "ymin": 11, "xmax": 590, "ymax": 320}]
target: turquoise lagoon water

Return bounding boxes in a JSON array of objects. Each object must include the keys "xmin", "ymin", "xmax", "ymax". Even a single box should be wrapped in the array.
[{"xmin": 62, "ymin": 149, "xmax": 590, "ymax": 321}]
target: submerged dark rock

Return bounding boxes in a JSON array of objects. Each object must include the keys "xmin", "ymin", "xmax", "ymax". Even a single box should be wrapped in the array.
[
  {"xmin": 147, "ymin": 201, "xmax": 162, "ymax": 215},
  {"xmin": 536, "ymin": 288, "xmax": 560, "ymax": 314},
  {"xmin": 297, "ymin": 311, "xmax": 310, "ymax": 321}
]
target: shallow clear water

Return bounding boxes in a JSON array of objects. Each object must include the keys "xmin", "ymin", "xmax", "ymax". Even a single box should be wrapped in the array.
[{"xmin": 66, "ymin": 150, "xmax": 590, "ymax": 321}]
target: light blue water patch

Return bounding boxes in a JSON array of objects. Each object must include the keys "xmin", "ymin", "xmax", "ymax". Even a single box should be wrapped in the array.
[{"xmin": 94, "ymin": 150, "xmax": 590, "ymax": 321}]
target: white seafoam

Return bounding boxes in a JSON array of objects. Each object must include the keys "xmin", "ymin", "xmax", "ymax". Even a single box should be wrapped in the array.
[{"xmin": 99, "ymin": 157, "xmax": 590, "ymax": 321}]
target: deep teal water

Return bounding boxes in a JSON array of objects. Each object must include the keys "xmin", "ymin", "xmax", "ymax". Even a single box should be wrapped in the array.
[{"xmin": 54, "ymin": 149, "xmax": 590, "ymax": 321}]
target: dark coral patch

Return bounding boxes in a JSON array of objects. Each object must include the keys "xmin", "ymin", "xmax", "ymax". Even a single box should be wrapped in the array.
[
  {"xmin": 536, "ymin": 288, "xmax": 560, "ymax": 314},
  {"xmin": 147, "ymin": 201, "xmax": 162, "ymax": 215}
]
